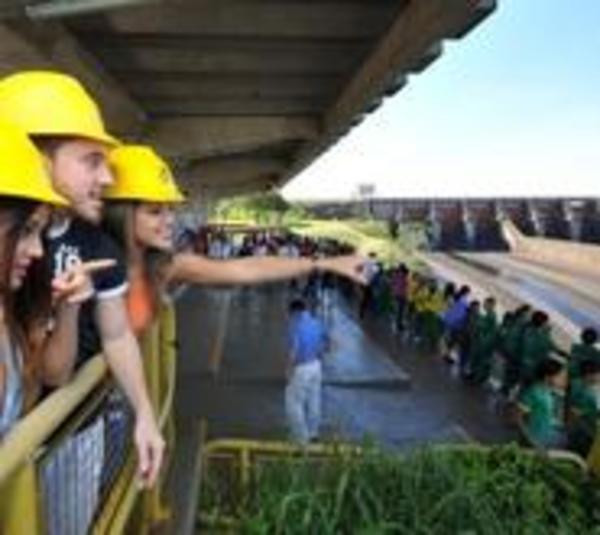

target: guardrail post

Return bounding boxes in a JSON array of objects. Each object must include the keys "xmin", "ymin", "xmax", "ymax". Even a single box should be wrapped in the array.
[
  {"xmin": 160, "ymin": 302, "xmax": 177, "ymax": 450},
  {"xmin": 587, "ymin": 430, "xmax": 600, "ymax": 476},
  {"xmin": 139, "ymin": 308, "xmax": 174, "ymax": 532},
  {"xmin": 0, "ymin": 463, "xmax": 41, "ymax": 534}
]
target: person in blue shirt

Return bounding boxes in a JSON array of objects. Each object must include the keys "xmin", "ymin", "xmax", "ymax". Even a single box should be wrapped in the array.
[
  {"xmin": 442, "ymin": 285, "xmax": 471, "ymax": 363},
  {"xmin": 286, "ymin": 298, "xmax": 328, "ymax": 444}
]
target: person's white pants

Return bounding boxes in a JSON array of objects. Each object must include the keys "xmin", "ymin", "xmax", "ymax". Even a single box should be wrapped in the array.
[{"xmin": 285, "ymin": 360, "xmax": 322, "ymax": 444}]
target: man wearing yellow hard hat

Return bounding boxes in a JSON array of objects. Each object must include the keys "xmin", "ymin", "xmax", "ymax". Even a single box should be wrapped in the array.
[{"xmin": 0, "ymin": 71, "xmax": 163, "ymax": 532}]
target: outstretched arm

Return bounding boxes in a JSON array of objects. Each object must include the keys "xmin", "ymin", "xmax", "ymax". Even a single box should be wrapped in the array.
[{"xmin": 168, "ymin": 253, "xmax": 366, "ymax": 286}]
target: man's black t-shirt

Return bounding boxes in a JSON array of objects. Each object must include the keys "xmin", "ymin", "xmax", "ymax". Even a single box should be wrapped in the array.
[{"xmin": 47, "ymin": 218, "xmax": 128, "ymax": 366}]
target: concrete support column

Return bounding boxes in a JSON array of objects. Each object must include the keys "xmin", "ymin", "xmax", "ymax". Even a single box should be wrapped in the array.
[
  {"xmin": 528, "ymin": 201, "xmax": 547, "ymax": 237},
  {"xmin": 563, "ymin": 200, "xmax": 584, "ymax": 242},
  {"xmin": 493, "ymin": 200, "xmax": 506, "ymax": 222},
  {"xmin": 395, "ymin": 204, "xmax": 405, "ymax": 224},
  {"xmin": 461, "ymin": 201, "xmax": 476, "ymax": 249},
  {"xmin": 428, "ymin": 202, "xmax": 442, "ymax": 251},
  {"xmin": 490, "ymin": 200, "xmax": 509, "ymax": 250}
]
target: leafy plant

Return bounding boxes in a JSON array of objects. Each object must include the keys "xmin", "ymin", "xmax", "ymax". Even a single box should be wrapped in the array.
[{"xmin": 200, "ymin": 444, "xmax": 600, "ymax": 534}]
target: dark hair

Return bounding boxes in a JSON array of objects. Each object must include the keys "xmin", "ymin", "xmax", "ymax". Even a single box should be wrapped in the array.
[
  {"xmin": 30, "ymin": 135, "xmax": 70, "ymax": 158},
  {"xmin": 502, "ymin": 311, "xmax": 514, "ymax": 324},
  {"xmin": 0, "ymin": 197, "xmax": 51, "ymax": 386},
  {"xmin": 457, "ymin": 285, "xmax": 471, "ymax": 299},
  {"xmin": 289, "ymin": 298, "xmax": 306, "ymax": 314},
  {"xmin": 515, "ymin": 304, "xmax": 531, "ymax": 316},
  {"xmin": 534, "ymin": 359, "xmax": 564, "ymax": 381},
  {"xmin": 102, "ymin": 201, "xmax": 171, "ymax": 308},
  {"xmin": 579, "ymin": 359, "xmax": 600, "ymax": 378},
  {"xmin": 531, "ymin": 310, "xmax": 549, "ymax": 328},
  {"xmin": 443, "ymin": 282, "xmax": 456, "ymax": 299},
  {"xmin": 101, "ymin": 201, "xmax": 134, "ymax": 256},
  {"xmin": 484, "ymin": 296, "xmax": 496, "ymax": 308},
  {"xmin": 512, "ymin": 305, "xmax": 531, "ymax": 323},
  {"xmin": 581, "ymin": 327, "xmax": 598, "ymax": 346}
]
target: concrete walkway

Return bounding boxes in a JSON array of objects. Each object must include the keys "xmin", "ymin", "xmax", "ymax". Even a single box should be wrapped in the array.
[{"xmin": 173, "ymin": 283, "xmax": 514, "ymax": 446}]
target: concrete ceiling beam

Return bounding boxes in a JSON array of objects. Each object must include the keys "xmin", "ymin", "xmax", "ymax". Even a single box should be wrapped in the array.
[
  {"xmin": 79, "ymin": 33, "xmax": 372, "ymax": 53},
  {"xmin": 146, "ymin": 116, "xmax": 319, "ymax": 159},
  {"xmin": 122, "ymin": 73, "xmax": 342, "ymax": 100},
  {"xmin": 0, "ymin": 21, "xmax": 145, "ymax": 136},
  {"xmin": 0, "ymin": 22, "xmax": 53, "ymax": 70},
  {"xmin": 144, "ymin": 98, "xmax": 326, "ymax": 118},
  {"xmin": 193, "ymin": 176, "xmax": 275, "ymax": 199},
  {"xmin": 180, "ymin": 169, "xmax": 277, "ymax": 199},
  {"xmin": 183, "ymin": 156, "xmax": 288, "ymax": 187},
  {"xmin": 93, "ymin": 45, "xmax": 365, "ymax": 76},
  {"xmin": 71, "ymin": 0, "xmax": 400, "ymax": 39}
]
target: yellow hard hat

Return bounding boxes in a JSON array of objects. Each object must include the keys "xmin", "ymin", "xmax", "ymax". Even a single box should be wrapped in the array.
[
  {"xmin": 0, "ymin": 71, "xmax": 119, "ymax": 146},
  {"xmin": 0, "ymin": 121, "xmax": 68, "ymax": 205},
  {"xmin": 106, "ymin": 145, "xmax": 185, "ymax": 203}
]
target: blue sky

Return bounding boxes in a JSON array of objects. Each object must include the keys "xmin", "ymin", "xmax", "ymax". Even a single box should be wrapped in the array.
[{"xmin": 283, "ymin": 0, "xmax": 600, "ymax": 200}]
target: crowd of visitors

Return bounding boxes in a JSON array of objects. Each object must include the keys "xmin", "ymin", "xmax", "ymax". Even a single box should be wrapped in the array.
[
  {"xmin": 356, "ymin": 256, "xmax": 600, "ymax": 457},
  {"xmin": 192, "ymin": 226, "xmax": 354, "ymax": 260},
  {"xmin": 187, "ymin": 228, "xmax": 600, "ymax": 458}
]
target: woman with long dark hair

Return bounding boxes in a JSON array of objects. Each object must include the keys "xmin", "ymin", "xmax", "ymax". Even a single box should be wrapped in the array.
[
  {"xmin": 0, "ymin": 122, "xmax": 68, "ymax": 436},
  {"xmin": 98, "ymin": 145, "xmax": 366, "ymax": 335}
]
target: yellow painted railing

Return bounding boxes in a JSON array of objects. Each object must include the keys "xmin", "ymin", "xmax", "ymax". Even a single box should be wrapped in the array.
[{"xmin": 0, "ymin": 301, "xmax": 177, "ymax": 534}]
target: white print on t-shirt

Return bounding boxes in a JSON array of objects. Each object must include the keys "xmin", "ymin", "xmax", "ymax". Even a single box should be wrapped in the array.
[{"xmin": 53, "ymin": 243, "xmax": 82, "ymax": 276}]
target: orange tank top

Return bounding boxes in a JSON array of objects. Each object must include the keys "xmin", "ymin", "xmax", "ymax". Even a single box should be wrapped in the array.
[{"xmin": 126, "ymin": 275, "xmax": 156, "ymax": 335}]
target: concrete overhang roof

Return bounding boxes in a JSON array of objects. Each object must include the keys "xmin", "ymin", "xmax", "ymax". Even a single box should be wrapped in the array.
[{"xmin": 1, "ymin": 0, "xmax": 495, "ymax": 198}]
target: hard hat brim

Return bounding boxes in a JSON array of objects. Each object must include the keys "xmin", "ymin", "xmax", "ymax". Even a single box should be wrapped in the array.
[
  {"xmin": 4, "ymin": 186, "xmax": 69, "ymax": 207},
  {"xmin": 85, "ymin": 130, "xmax": 121, "ymax": 148}
]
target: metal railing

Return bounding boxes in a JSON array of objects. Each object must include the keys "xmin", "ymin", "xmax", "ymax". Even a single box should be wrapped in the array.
[{"xmin": 0, "ymin": 301, "xmax": 177, "ymax": 534}]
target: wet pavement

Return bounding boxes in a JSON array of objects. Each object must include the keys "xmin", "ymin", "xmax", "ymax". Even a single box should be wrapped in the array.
[{"xmin": 173, "ymin": 283, "xmax": 515, "ymax": 449}]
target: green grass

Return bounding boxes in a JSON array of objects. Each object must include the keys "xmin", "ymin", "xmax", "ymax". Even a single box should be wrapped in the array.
[{"xmin": 200, "ymin": 444, "xmax": 600, "ymax": 534}]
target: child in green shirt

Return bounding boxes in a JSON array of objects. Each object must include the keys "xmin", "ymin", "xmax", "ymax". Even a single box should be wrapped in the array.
[
  {"xmin": 519, "ymin": 359, "xmax": 567, "ymax": 449},
  {"xmin": 520, "ymin": 311, "xmax": 565, "ymax": 384},
  {"xmin": 568, "ymin": 359, "xmax": 600, "ymax": 457},
  {"xmin": 569, "ymin": 327, "xmax": 600, "ymax": 378},
  {"xmin": 500, "ymin": 305, "xmax": 531, "ymax": 397},
  {"xmin": 469, "ymin": 297, "xmax": 499, "ymax": 385}
]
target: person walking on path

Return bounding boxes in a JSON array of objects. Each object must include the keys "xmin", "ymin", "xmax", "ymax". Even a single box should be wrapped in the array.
[{"xmin": 285, "ymin": 298, "xmax": 328, "ymax": 445}]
